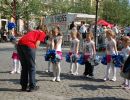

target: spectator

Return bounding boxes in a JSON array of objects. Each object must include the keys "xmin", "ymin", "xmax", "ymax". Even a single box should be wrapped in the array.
[
  {"xmin": 17, "ymin": 25, "xmax": 46, "ymax": 92},
  {"xmin": 79, "ymin": 21, "xmax": 87, "ymax": 39},
  {"xmin": 112, "ymin": 24, "xmax": 119, "ymax": 35},
  {"xmin": 69, "ymin": 21, "xmax": 76, "ymax": 30}
]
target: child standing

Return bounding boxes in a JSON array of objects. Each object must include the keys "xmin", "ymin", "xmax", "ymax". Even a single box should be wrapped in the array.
[
  {"xmin": 10, "ymin": 37, "xmax": 21, "ymax": 74},
  {"xmin": 51, "ymin": 26, "xmax": 63, "ymax": 82},
  {"xmin": 69, "ymin": 31, "xmax": 80, "ymax": 75},
  {"xmin": 83, "ymin": 32, "xmax": 96, "ymax": 78},
  {"xmin": 45, "ymin": 31, "xmax": 52, "ymax": 73},
  {"xmin": 120, "ymin": 36, "xmax": 130, "ymax": 89},
  {"xmin": 104, "ymin": 30, "xmax": 118, "ymax": 81}
]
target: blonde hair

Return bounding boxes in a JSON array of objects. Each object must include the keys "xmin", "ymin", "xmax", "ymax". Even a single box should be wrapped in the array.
[
  {"xmin": 106, "ymin": 30, "xmax": 115, "ymax": 37},
  {"xmin": 52, "ymin": 26, "xmax": 62, "ymax": 36},
  {"xmin": 122, "ymin": 36, "xmax": 130, "ymax": 45},
  {"xmin": 86, "ymin": 31, "xmax": 94, "ymax": 40},
  {"xmin": 71, "ymin": 31, "xmax": 77, "ymax": 37}
]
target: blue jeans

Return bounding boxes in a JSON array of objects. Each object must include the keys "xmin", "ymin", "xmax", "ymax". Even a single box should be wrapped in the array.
[{"xmin": 17, "ymin": 45, "xmax": 36, "ymax": 88}]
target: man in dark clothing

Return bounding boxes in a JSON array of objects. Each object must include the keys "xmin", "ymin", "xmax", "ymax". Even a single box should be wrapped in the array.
[{"xmin": 17, "ymin": 25, "xmax": 46, "ymax": 92}]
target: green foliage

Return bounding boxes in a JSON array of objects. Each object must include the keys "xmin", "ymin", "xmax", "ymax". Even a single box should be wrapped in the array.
[
  {"xmin": 70, "ymin": 0, "xmax": 93, "ymax": 14},
  {"xmin": 0, "ymin": 0, "xmax": 45, "ymax": 20},
  {"xmin": 48, "ymin": 0, "xmax": 93, "ymax": 15},
  {"xmin": 0, "ymin": 0, "xmax": 130, "ymax": 26},
  {"xmin": 101, "ymin": 0, "xmax": 130, "ymax": 25}
]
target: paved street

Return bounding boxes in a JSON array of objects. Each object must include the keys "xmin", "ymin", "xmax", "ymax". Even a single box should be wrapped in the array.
[{"xmin": 0, "ymin": 43, "xmax": 130, "ymax": 100}]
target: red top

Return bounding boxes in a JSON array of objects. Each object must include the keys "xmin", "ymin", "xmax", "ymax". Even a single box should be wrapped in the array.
[{"xmin": 18, "ymin": 30, "xmax": 46, "ymax": 48}]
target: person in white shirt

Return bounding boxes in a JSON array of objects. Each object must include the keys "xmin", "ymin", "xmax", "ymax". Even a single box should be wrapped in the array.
[
  {"xmin": 112, "ymin": 24, "xmax": 119, "ymax": 35},
  {"xmin": 79, "ymin": 21, "xmax": 87, "ymax": 39}
]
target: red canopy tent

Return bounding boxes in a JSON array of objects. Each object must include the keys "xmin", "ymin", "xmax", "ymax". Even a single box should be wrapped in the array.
[{"xmin": 97, "ymin": 19, "xmax": 113, "ymax": 28}]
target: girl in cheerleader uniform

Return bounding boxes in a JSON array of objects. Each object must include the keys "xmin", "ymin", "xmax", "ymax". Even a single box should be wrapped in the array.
[
  {"xmin": 10, "ymin": 38, "xmax": 21, "ymax": 74},
  {"xmin": 45, "ymin": 31, "xmax": 52, "ymax": 73},
  {"xmin": 103, "ymin": 30, "xmax": 118, "ymax": 81},
  {"xmin": 69, "ymin": 31, "xmax": 80, "ymax": 75},
  {"xmin": 120, "ymin": 36, "xmax": 130, "ymax": 89},
  {"xmin": 83, "ymin": 32, "xmax": 96, "ymax": 78},
  {"xmin": 51, "ymin": 26, "xmax": 63, "ymax": 82}
]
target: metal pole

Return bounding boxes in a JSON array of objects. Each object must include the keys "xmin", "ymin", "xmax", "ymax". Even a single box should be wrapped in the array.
[{"xmin": 94, "ymin": 0, "xmax": 99, "ymax": 48}]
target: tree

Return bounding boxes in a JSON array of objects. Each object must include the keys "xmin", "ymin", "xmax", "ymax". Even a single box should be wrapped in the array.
[
  {"xmin": 71, "ymin": 0, "xmax": 94, "ymax": 14},
  {"xmin": 0, "ymin": 0, "xmax": 46, "ymax": 31},
  {"xmin": 101, "ymin": 0, "xmax": 130, "ymax": 25},
  {"xmin": 47, "ymin": 0, "xmax": 73, "ymax": 15}
]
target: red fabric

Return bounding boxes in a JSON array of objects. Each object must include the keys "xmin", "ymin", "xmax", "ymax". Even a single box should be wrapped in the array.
[
  {"xmin": 69, "ymin": 52, "xmax": 72, "ymax": 56},
  {"xmin": 84, "ymin": 53, "xmax": 91, "ymax": 61},
  {"xmin": 97, "ymin": 20, "xmax": 113, "ymax": 28},
  {"xmin": 57, "ymin": 51, "xmax": 63, "ymax": 60},
  {"xmin": 18, "ymin": 30, "xmax": 46, "ymax": 48},
  {"xmin": 106, "ymin": 55, "xmax": 112, "ymax": 63},
  {"xmin": 12, "ymin": 52, "xmax": 20, "ymax": 60}
]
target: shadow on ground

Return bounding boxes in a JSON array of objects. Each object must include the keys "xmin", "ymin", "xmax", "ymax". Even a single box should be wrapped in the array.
[
  {"xmin": 0, "ymin": 79, "xmax": 19, "ymax": 84},
  {"xmin": 0, "ymin": 88, "xmax": 19, "ymax": 92},
  {"xmin": 36, "ymin": 71, "xmax": 104, "ymax": 83},
  {"xmin": 71, "ymin": 97, "xmax": 128, "ymax": 100},
  {"xmin": 69, "ymin": 83, "xmax": 120, "ymax": 91},
  {"xmin": 0, "ymin": 48, "xmax": 13, "ymax": 52},
  {"xmin": 0, "ymin": 71, "xmax": 10, "ymax": 73}
]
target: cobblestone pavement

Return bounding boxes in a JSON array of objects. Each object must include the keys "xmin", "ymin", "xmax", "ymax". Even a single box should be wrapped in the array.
[{"xmin": 0, "ymin": 43, "xmax": 130, "ymax": 100}]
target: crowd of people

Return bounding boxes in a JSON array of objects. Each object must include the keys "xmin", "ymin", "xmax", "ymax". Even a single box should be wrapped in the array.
[{"xmin": 8, "ymin": 21, "xmax": 130, "ymax": 92}]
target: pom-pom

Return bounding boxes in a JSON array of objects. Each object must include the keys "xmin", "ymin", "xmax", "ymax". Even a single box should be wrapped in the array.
[
  {"xmin": 65, "ymin": 52, "xmax": 79, "ymax": 63},
  {"xmin": 65, "ymin": 53, "xmax": 71, "ymax": 63},
  {"xmin": 44, "ymin": 50, "xmax": 56, "ymax": 62},
  {"xmin": 112, "ymin": 54, "xmax": 124, "ymax": 68},
  {"xmin": 71, "ymin": 54, "xmax": 79, "ymax": 62},
  {"xmin": 101, "ymin": 55, "xmax": 107, "ymax": 65},
  {"xmin": 93, "ymin": 55, "xmax": 101, "ymax": 66},
  {"xmin": 78, "ymin": 54, "xmax": 85, "ymax": 65}
]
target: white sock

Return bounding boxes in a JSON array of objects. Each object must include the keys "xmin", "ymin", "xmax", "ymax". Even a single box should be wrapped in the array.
[
  {"xmin": 111, "ymin": 63, "xmax": 116, "ymax": 79},
  {"xmin": 70, "ymin": 63, "xmax": 74, "ymax": 73},
  {"xmin": 17, "ymin": 60, "xmax": 21, "ymax": 72},
  {"xmin": 74, "ymin": 63, "xmax": 78, "ymax": 73},
  {"xmin": 125, "ymin": 79, "xmax": 129, "ymax": 86},
  {"xmin": 105, "ymin": 63, "xmax": 111, "ymax": 78},
  {"xmin": 12, "ymin": 59, "xmax": 17, "ymax": 72},
  {"xmin": 56, "ymin": 62, "xmax": 61, "ymax": 78},
  {"xmin": 53, "ymin": 64, "xmax": 57, "ymax": 77},
  {"xmin": 48, "ymin": 61, "xmax": 51, "ymax": 71}
]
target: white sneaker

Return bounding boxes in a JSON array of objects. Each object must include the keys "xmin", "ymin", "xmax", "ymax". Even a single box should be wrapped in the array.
[
  {"xmin": 124, "ymin": 86, "xmax": 130, "ymax": 90},
  {"xmin": 111, "ymin": 77, "xmax": 116, "ymax": 82},
  {"xmin": 10, "ymin": 70, "xmax": 16, "ymax": 74},
  {"xmin": 17, "ymin": 71, "xmax": 21, "ymax": 74},
  {"xmin": 103, "ymin": 77, "xmax": 109, "ymax": 81},
  {"xmin": 52, "ymin": 77, "xmax": 56, "ymax": 82},
  {"xmin": 73, "ymin": 72, "xmax": 78, "ymax": 76},
  {"xmin": 45, "ymin": 70, "xmax": 49, "ymax": 72},
  {"xmin": 56, "ymin": 77, "xmax": 60, "ymax": 82}
]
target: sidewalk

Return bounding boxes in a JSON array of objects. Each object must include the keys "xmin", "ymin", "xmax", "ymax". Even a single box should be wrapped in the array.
[{"xmin": 0, "ymin": 42, "xmax": 130, "ymax": 100}]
